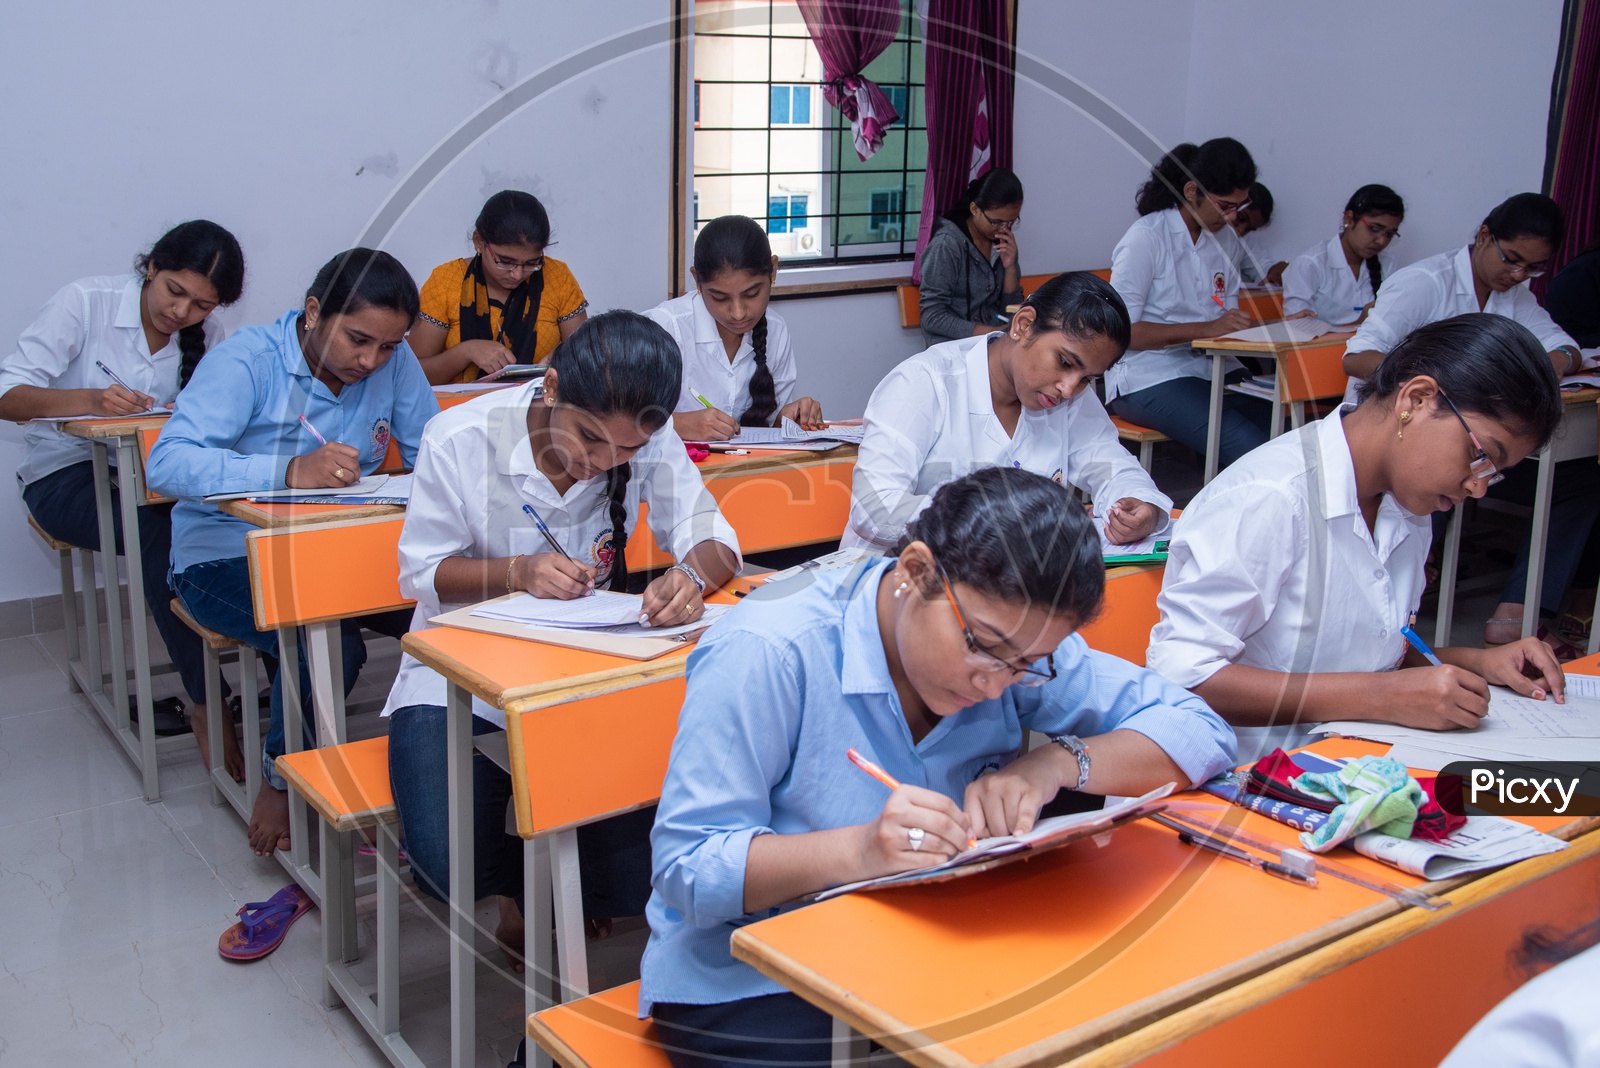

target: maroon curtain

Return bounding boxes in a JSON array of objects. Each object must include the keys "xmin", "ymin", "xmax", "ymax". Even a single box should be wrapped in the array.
[
  {"xmin": 797, "ymin": 0, "xmax": 903, "ymax": 161},
  {"xmin": 1538, "ymin": 0, "xmax": 1600, "ymax": 295},
  {"xmin": 912, "ymin": 0, "xmax": 1015, "ymax": 282}
]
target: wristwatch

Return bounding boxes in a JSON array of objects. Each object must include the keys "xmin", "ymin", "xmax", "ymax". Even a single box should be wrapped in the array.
[
  {"xmin": 671, "ymin": 562, "xmax": 706, "ymax": 595},
  {"xmin": 1049, "ymin": 734, "xmax": 1092, "ymax": 792}
]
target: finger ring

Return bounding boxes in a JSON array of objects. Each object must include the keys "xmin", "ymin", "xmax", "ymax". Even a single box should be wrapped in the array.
[
  {"xmin": 335, "ymin": 468, "xmax": 348, "ymax": 480},
  {"xmin": 907, "ymin": 827, "xmax": 926, "ymax": 851}
]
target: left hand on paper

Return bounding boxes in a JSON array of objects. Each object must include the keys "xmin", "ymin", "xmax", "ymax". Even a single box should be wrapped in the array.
[
  {"xmin": 1104, "ymin": 498, "xmax": 1163, "ymax": 543},
  {"xmin": 1476, "ymin": 636, "xmax": 1567, "ymax": 703},
  {"xmin": 778, "ymin": 396, "xmax": 825, "ymax": 430},
  {"xmin": 639, "ymin": 567, "xmax": 703, "ymax": 628},
  {"xmin": 962, "ymin": 747, "xmax": 1065, "ymax": 838}
]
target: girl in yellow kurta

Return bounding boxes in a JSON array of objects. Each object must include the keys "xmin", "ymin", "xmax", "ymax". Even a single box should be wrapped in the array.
[{"xmin": 410, "ymin": 191, "xmax": 589, "ymax": 384}]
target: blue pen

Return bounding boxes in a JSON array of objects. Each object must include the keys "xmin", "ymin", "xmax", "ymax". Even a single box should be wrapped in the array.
[
  {"xmin": 1400, "ymin": 616, "xmax": 1443, "ymax": 667},
  {"xmin": 522, "ymin": 503, "xmax": 572, "ymax": 561}
]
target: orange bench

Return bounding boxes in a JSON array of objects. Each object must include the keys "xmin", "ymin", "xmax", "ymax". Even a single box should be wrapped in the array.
[
  {"xmin": 529, "ymin": 981, "xmax": 669, "ymax": 1068},
  {"xmin": 896, "ymin": 270, "xmax": 1105, "ymax": 330},
  {"xmin": 1109, "ymin": 416, "xmax": 1169, "ymax": 472}
]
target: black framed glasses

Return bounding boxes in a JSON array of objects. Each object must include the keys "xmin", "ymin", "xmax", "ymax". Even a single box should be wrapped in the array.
[
  {"xmin": 935, "ymin": 563, "xmax": 1056, "ymax": 686},
  {"xmin": 1437, "ymin": 390, "xmax": 1505, "ymax": 486},
  {"xmin": 1489, "ymin": 235, "xmax": 1547, "ymax": 278},
  {"xmin": 484, "ymin": 243, "xmax": 546, "ymax": 274},
  {"xmin": 980, "ymin": 209, "xmax": 1019, "ymax": 232},
  {"xmin": 1358, "ymin": 217, "xmax": 1401, "ymax": 240}
]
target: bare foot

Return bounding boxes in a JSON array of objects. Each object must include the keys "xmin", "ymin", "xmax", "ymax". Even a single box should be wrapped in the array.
[
  {"xmin": 495, "ymin": 895, "xmax": 525, "ymax": 974},
  {"xmin": 247, "ymin": 784, "xmax": 291, "ymax": 857},
  {"xmin": 189, "ymin": 705, "xmax": 246, "ymax": 784},
  {"xmin": 1484, "ymin": 604, "xmax": 1525, "ymax": 647}
]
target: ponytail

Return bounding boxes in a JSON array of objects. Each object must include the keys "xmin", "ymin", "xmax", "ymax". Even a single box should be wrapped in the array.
[
  {"xmin": 1343, "ymin": 184, "xmax": 1406, "ymax": 296},
  {"xmin": 1135, "ymin": 139, "xmax": 1256, "ymax": 217},
  {"xmin": 739, "ymin": 316, "xmax": 777, "ymax": 426}
]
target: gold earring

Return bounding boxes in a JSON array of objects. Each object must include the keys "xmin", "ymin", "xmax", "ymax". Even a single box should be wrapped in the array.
[{"xmin": 1398, "ymin": 410, "xmax": 1411, "ymax": 439}]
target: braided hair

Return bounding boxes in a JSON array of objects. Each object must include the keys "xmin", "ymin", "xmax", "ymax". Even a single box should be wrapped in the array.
[
  {"xmin": 134, "ymin": 221, "xmax": 245, "ymax": 385},
  {"xmin": 1343, "ymin": 184, "xmax": 1405, "ymax": 295},
  {"xmin": 545, "ymin": 310, "xmax": 682, "ymax": 591},
  {"xmin": 693, "ymin": 215, "xmax": 780, "ymax": 426}
]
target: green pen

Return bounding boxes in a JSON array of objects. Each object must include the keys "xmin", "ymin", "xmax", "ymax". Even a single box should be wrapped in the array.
[{"xmin": 693, "ymin": 389, "xmax": 716, "ymax": 410}]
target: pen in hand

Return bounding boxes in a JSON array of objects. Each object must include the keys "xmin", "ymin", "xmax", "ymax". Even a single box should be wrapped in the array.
[
  {"xmin": 297, "ymin": 415, "xmax": 329, "ymax": 446},
  {"xmin": 95, "ymin": 361, "xmax": 154, "ymax": 409},
  {"xmin": 847, "ymin": 747, "xmax": 978, "ymax": 849}
]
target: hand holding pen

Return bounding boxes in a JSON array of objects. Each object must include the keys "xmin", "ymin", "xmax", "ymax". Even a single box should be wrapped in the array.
[
  {"xmin": 848, "ymin": 748, "xmax": 978, "ymax": 863},
  {"xmin": 285, "ymin": 414, "xmax": 361, "ymax": 488},
  {"xmin": 93, "ymin": 361, "xmax": 155, "ymax": 416},
  {"xmin": 515, "ymin": 503, "xmax": 596, "ymax": 599}
]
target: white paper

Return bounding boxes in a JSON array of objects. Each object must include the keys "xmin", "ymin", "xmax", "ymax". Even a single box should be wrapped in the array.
[
  {"xmin": 1317, "ymin": 686, "xmax": 1600, "ymax": 756},
  {"xmin": 33, "ymin": 407, "xmax": 167, "ymax": 423},
  {"xmin": 472, "ymin": 590, "xmax": 646, "ymax": 628},
  {"xmin": 693, "ymin": 421, "xmax": 863, "ymax": 449},
  {"xmin": 1349, "ymin": 816, "xmax": 1567, "ymax": 880},
  {"xmin": 432, "ymin": 381, "xmax": 519, "ymax": 394},
  {"xmin": 1093, "ymin": 516, "xmax": 1166, "ymax": 558},
  {"xmin": 778, "ymin": 418, "xmax": 864, "ymax": 443},
  {"xmin": 204, "ymin": 474, "xmax": 395, "ymax": 503},
  {"xmin": 1563, "ymin": 673, "xmax": 1600, "ymax": 700},
  {"xmin": 1213, "ymin": 318, "xmax": 1341, "ymax": 344}
]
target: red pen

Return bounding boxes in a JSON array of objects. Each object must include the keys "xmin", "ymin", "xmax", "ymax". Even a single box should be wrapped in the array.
[{"xmin": 847, "ymin": 748, "xmax": 978, "ymax": 848}]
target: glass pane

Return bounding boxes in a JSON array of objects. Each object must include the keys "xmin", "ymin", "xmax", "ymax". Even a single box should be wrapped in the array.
[
  {"xmin": 693, "ymin": 173, "xmax": 771, "ymax": 226},
  {"xmin": 694, "ymin": 33, "xmax": 770, "ymax": 82},
  {"xmin": 695, "ymin": 0, "xmax": 770, "ymax": 36},
  {"xmin": 694, "ymin": 129, "xmax": 771, "ymax": 176},
  {"xmin": 770, "ymin": 0, "xmax": 808, "ymax": 37},
  {"xmin": 769, "ymin": 85, "xmax": 789, "ymax": 125},
  {"xmin": 770, "ymin": 36, "xmax": 820, "ymax": 82},
  {"xmin": 792, "ymin": 85, "xmax": 811, "ymax": 124},
  {"xmin": 695, "ymin": 81, "xmax": 740, "ymax": 128},
  {"xmin": 863, "ymin": 41, "xmax": 908, "ymax": 85},
  {"xmin": 768, "ymin": 127, "xmax": 823, "ymax": 172}
]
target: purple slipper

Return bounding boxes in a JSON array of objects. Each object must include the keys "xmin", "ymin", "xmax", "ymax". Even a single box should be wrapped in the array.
[{"xmin": 218, "ymin": 883, "xmax": 313, "ymax": 961}]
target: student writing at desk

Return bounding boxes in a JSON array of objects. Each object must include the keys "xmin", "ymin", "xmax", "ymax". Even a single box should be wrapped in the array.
[
  {"xmin": 1231, "ymin": 181, "xmax": 1288, "ymax": 286},
  {"xmin": 845, "ymin": 271, "xmax": 1172, "ymax": 552},
  {"xmin": 147, "ymin": 248, "xmax": 438, "ymax": 856},
  {"xmin": 641, "ymin": 468, "xmax": 1235, "ymax": 1067},
  {"xmin": 0, "ymin": 221, "xmax": 246, "ymax": 779},
  {"xmin": 1282, "ymin": 183, "xmax": 1404, "ymax": 327},
  {"xmin": 647, "ymin": 215, "xmax": 823, "ymax": 442},
  {"xmin": 1149, "ymin": 315, "xmax": 1567, "ymax": 758},
  {"xmin": 409, "ymin": 190, "xmax": 589, "ymax": 385},
  {"xmin": 383, "ymin": 310, "xmax": 741, "ymax": 962},
  {"xmin": 1342, "ymin": 194, "xmax": 1596, "ymax": 649},
  {"xmin": 1104, "ymin": 138, "xmax": 1271, "ymax": 470}
]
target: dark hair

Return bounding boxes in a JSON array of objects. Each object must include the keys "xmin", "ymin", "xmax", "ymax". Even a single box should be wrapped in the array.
[
  {"xmin": 1019, "ymin": 272, "xmax": 1131, "ymax": 354},
  {"xmin": 1356, "ymin": 313, "xmax": 1562, "ymax": 447},
  {"xmin": 893, "ymin": 467, "xmax": 1105, "ymax": 628},
  {"xmin": 305, "ymin": 248, "xmax": 420, "ymax": 324},
  {"xmin": 1344, "ymin": 184, "xmax": 1406, "ymax": 294},
  {"xmin": 546, "ymin": 310, "xmax": 683, "ymax": 592},
  {"xmin": 692, "ymin": 216, "xmax": 778, "ymax": 427},
  {"xmin": 1483, "ymin": 192, "xmax": 1566, "ymax": 251},
  {"xmin": 135, "ymin": 220, "xmax": 245, "ymax": 386},
  {"xmin": 475, "ymin": 190, "xmax": 552, "ymax": 249},
  {"xmin": 942, "ymin": 167, "xmax": 1025, "ymax": 226},
  {"xmin": 1135, "ymin": 138, "xmax": 1257, "ymax": 216},
  {"xmin": 1248, "ymin": 182, "xmax": 1274, "ymax": 225}
]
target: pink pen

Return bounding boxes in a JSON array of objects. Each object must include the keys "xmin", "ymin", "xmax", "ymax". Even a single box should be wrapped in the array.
[{"xmin": 298, "ymin": 415, "xmax": 328, "ymax": 446}]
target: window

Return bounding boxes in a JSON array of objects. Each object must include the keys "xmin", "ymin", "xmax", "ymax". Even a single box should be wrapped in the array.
[
  {"xmin": 767, "ymin": 193, "xmax": 809, "ymax": 233},
  {"xmin": 686, "ymin": 0, "xmax": 926, "ymax": 266},
  {"xmin": 769, "ymin": 84, "xmax": 812, "ymax": 125}
]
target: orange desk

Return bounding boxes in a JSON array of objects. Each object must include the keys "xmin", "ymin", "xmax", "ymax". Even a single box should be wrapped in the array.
[
  {"xmin": 731, "ymin": 733, "xmax": 1600, "ymax": 1068},
  {"xmin": 1191, "ymin": 330, "xmax": 1354, "ymax": 484},
  {"xmin": 628, "ymin": 446, "xmax": 858, "ymax": 569},
  {"xmin": 59, "ymin": 412, "xmax": 178, "ymax": 800}
]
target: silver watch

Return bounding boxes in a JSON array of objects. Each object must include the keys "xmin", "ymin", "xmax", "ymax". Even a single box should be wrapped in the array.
[
  {"xmin": 1050, "ymin": 734, "xmax": 1092, "ymax": 792},
  {"xmin": 671, "ymin": 562, "xmax": 706, "ymax": 595}
]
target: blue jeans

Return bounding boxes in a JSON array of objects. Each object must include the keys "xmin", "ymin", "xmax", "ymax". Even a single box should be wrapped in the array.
[
  {"xmin": 387, "ymin": 703, "xmax": 655, "ymax": 920},
  {"xmin": 1109, "ymin": 375, "xmax": 1272, "ymax": 470},
  {"xmin": 651, "ymin": 994, "xmax": 833, "ymax": 1068},
  {"xmin": 171, "ymin": 557, "xmax": 410, "ymax": 789},
  {"xmin": 1487, "ymin": 457, "xmax": 1600, "ymax": 612},
  {"xmin": 24, "ymin": 461, "xmax": 214, "ymax": 705}
]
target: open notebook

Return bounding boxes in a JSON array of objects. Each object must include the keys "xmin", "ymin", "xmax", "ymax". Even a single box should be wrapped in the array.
[
  {"xmin": 1213, "ymin": 318, "xmax": 1341, "ymax": 344},
  {"xmin": 813, "ymin": 783, "xmax": 1175, "ymax": 900}
]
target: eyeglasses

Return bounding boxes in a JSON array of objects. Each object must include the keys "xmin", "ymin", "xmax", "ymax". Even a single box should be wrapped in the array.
[
  {"xmin": 1359, "ymin": 217, "xmax": 1402, "ymax": 240},
  {"xmin": 1437, "ymin": 390, "xmax": 1505, "ymax": 487},
  {"xmin": 1489, "ymin": 235, "xmax": 1547, "ymax": 278},
  {"xmin": 1208, "ymin": 195, "xmax": 1251, "ymax": 217},
  {"xmin": 484, "ymin": 244, "xmax": 546, "ymax": 274},
  {"xmin": 980, "ymin": 209, "xmax": 1020, "ymax": 232},
  {"xmin": 935, "ymin": 563, "xmax": 1057, "ymax": 686}
]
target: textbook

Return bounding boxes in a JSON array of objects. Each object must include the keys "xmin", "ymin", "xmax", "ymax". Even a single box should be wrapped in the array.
[
  {"xmin": 692, "ymin": 420, "xmax": 864, "ymax": 451},
  {"xmin": 814, "ymin": 783, "xmax": 1175, "ymax": 900},
  {"xmin": 205, "ymin": 474, "xmax": 411, "ymax": 504}
]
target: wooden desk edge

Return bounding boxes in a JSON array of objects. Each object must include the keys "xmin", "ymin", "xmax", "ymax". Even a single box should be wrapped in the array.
[
  {"xmin": 399, "ymin": 630, "xmax": 690, "ymax": 711},
  {"xmin": 220, "ymin": 497, "xmax": 405, "ymax": 528},
  {"xmin": 58, "ymin": 414, "xmax": 173, "ymax": 438},
  {"xmin": 701, "ymin": 446, "xmax": 858, "ymax": 480},
  {"xmin": 1194, "ymin": 334, "xmax": 1354, "ymax": 354},
  {"xmin": 732, "ymin": 819, "xmax": 1600, "ymax": 1068}
]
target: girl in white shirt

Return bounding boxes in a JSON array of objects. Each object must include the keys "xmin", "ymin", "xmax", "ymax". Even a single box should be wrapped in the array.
[
  {"xmin": 1104, "ymin": 138, "xmax": 1273, "ymax": 470},
  {"xmin": 846, "ymin": 271, "xmax": 1172, "ymax": 551},
  {"xmin": 383, "ymin": 309, "xmax": 742, "ymax": 958},
  {"xmin": 1148, "ymin": 314, "xmax": 1567, "ymax": 757},
  {"xmin": 649, "ymin": 215, "xmax": 823, "ymax": 442},
  {"xmin": 1282, "ymin": 184, "xmax": 1404, "ymax": 327},
  {"xmin": 0, "ymin": 220, "xmax": 245, "ymax": 780},
  {"xmin": 1343, "ymin": 194, "xmax": 1593, "ymax": 648}
]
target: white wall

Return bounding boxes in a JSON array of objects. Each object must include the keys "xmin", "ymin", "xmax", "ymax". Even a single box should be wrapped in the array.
[
  {"xmin": 0, "ymin": 0, "xmax": 673, "ymax": 602},
  {"xmin": 1183, "ymin": 0, "xmax": 1565, "ymax": 270}
]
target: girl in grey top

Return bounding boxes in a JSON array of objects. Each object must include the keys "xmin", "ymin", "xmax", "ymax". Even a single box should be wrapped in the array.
[{"xmin": 918, "ymin": 168, "xmax": 1025, "ymax": 346}]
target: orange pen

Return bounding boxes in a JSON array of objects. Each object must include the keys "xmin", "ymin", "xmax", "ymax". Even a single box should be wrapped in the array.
[
  {"xmin": 1211, "ymin": 293, "xmax": 1227, "ymax": 309},
  {"xmin": 846, "ymin": 748, "xmax": 977, "ymax": 848}
]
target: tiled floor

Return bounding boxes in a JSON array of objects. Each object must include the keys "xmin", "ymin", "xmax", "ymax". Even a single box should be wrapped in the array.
[{"xmin": 0, "ymin": 624, "xmax": 646, "ymax": 1067}]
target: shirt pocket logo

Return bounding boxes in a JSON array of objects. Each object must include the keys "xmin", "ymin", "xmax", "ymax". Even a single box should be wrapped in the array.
[
  {"xmin": 589, "ymin": 528, "xmax": 617, "ymax": 585},
  {"xmin": 368, "ymin": 418, "xmax": 392, "ymax": 462}
]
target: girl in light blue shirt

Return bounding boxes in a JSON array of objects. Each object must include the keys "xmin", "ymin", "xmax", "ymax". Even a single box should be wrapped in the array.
[
  {"xmin": 640, "ymin": 467, "xmax": 1236, "ymax": 1066},
  {"xmin": 147, "ymin": 248, "xmax": 439, "ymax": 858}
]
